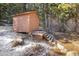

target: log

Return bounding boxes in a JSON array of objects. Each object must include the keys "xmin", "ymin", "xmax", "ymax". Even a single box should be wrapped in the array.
[{"xmin": 31, "ymin": 30, "xmax": 46, "ymax": 40}]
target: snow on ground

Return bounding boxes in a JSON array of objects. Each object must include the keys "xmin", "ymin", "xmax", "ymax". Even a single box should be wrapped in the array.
[{"xmin": 0, "ymin": 26, "xmax": 52, "ymax": 56}]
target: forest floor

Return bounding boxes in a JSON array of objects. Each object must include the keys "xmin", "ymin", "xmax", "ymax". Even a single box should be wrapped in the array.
[{"xmin": 0, "ymin": 26, "xmax": 79, "ymax": 56}]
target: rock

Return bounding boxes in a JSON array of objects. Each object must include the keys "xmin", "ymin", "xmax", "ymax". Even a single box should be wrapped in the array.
[
  {"xmin": 66, "ymin": 51, "xmax": 79, "ymax": 56},
  {"xmin": 63, "ymin": 38, "xmax": 69, "ymax": 43},
  {"xmin": 48, "ymin": 41, "xmax": 57, "ymax": 46},
  {"xmin": 48, "ymin": 42, "xmax": 68, "ymax": 56},
  {"xmin": 47, "ymin": 49, "xmax": 60, "ymax": 56},
  {"xmin": 22, "ymin": 44, "xmax": 47, "ymax": 56},
  {"xmin": 11, "ymin": 36, "xmax": 23, "ymax": 47}
]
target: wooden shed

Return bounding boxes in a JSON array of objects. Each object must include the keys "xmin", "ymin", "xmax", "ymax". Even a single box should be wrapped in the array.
[{"xmin": 13, "ymin": 11, "xmax": 39, "ymax": 33}]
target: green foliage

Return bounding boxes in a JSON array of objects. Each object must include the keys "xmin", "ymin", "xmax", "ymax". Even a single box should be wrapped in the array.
[
  {"xmin": 48, "ymin": 3, "xmax": 79, "ymax": 22},
  {"xmin": 0, "ymin": 3, "xmax": 79, "ymax": 25},
  {"xmin": 0, "ymin": 3, "xmax": 24, "ymax": 23}
]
